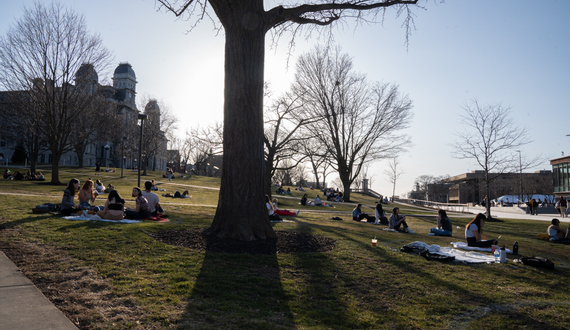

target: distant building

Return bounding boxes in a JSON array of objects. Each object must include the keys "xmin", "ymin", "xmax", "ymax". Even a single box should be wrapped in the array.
[
  {"xmin": 0, "ymin": 62, "xmax": 174, "ymax": 171},
  {"xmin": 550, "ymin": 155, "xmax": 570, "ymax": 199},
  {"xmin": 445, "ymin": 170, "xmax": 553, "ymax": 204}
]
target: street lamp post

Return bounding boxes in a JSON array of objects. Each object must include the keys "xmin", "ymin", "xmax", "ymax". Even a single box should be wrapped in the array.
[
  {"xmin": 120, "ymin": 136, "xmax": 126, "ymax": 178},
  {"xmin": 137, "ymin": 114, "xmax": 147, "ymax": 188}
]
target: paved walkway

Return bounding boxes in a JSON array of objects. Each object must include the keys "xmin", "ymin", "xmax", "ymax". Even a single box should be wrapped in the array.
[{"xmin": 0, "ymin": 251, "xmax": 78, "ymax": 330}]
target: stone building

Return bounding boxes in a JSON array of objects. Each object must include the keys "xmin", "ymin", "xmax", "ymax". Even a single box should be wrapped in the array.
[{"xmin": 0, "ymin": 62, "xmax": 172, "ymax": 171}]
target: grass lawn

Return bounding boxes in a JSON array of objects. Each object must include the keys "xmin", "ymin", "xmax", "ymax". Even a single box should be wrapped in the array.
[{"xmin": 1, "ymin": 167, "xmax": 570, "ymax": 329}]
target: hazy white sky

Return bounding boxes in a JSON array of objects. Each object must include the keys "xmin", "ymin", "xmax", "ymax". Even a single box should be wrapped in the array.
[{"xmin": 2, "ymin": 0, "xmax": 569, "ymax": 197}]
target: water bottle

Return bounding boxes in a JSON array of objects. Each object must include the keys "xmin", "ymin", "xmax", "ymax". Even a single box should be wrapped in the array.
[
  {"xmin": 494, "ymin": 247, "xmax": 500, "ymax": 263},
  {"xmin": 499, "ymin": 246, "xmax": 507, "ymax": 263},
  {"xmin": 513, "ymin": 242, "xmax": 518, "ymax": 255}
]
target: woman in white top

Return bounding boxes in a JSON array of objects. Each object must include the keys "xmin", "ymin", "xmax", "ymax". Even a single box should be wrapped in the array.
[
  {"xmin": 95, "ymin": 179, "xmax": 105, "ymax": 193},
  {"xmin": 548, "ymin": 218, "xmax": 568, "ymax": 240},
  {"xmin": 266, "ymin": 194, "xmax": 281, "ymax": 221},
  {"xmin": 374, "ymin": 202, "xmax": 388, "ymax": 224},
  {"xmin": 465, "ymin": 213, "xmax": 497, "ymax": 247}
]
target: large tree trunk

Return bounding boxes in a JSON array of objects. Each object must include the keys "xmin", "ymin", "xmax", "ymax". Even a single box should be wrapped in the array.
[
  {"xmin": 204, "ymin": 3, "xmax": 275, "ymax": 241},
  {"xmin": 50, "ymin": 152, "xmax": 62, "ymax": 184},
  {"xmin": 75, "ymin": 145, "xmax": 86, "ymax": 168}
]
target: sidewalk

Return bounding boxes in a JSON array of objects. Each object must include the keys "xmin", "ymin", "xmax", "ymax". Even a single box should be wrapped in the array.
[
  {"xmin": 469, "ymin": 205, "xmax": 569, "ymax": 223},
  {"xmin": 0, "ymin": 251, "xmax": 77, "ymax": 330}
]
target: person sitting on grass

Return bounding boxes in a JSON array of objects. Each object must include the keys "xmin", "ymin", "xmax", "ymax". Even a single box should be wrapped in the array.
[
  {"xmin": 142, "ymin": 181, "xmax": 160, "ymax": 216},
  {"xmin": 95, "ymin": 179, "xmax": 105, "ymax": 194},
  {"xmin": 272, "ymin": 198, "xmax": 299, "ymax": 216},
  {"xmin": 266, "ymin": 194, "xmax": 281, "ymax": 221},
  {"xmin": 374, "ymin": 202, "xmax": 388, "ymax": 225},
  {"xmin": 60, "ymin": 178, "xmax": 82, "ymax": 215},
  {"xmin": 353, "ymin": 204, "xmax": 374, "ymax": 222},
  {"xmin": 314, "ymin": 195, "xmax": 323, "ymax": 206},
  {"xmin": 300, "ymin": 194, "xmax": 308, "ymax": 206},
  {"xmin": 548, "ymin": 218, "xmax": 569, "ymax": 240},
  {"xmin": 78, "ymin": 179, "xmax": 101, "ymax": 212},
  {"xmin": 97, "ymin": 190, "xmax": 125, "ymax": 220},
  {"xmin": 465, "ymin": 213, "xmax": 497, "ymax": 247},
  {"xmin": 125, "ymin": 187, "xmax": 152, "ymax": 219},
  {"xmin": 430, "ymin": 209, "xmax": 453, "ymax": 236},
  {"xmin": 389, "ymin": 207, "xmax": 410, "ymax": 232}
]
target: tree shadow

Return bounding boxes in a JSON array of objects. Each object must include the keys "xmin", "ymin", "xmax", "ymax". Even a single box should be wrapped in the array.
[{"xmin": 178, "ymin": 238, "xmax": 296, "ymax": 329}]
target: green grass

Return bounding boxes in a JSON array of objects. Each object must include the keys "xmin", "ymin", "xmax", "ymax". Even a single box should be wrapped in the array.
[{"xmin": 1, "ymin": 167, "xmax": 570, "ymax": 329}]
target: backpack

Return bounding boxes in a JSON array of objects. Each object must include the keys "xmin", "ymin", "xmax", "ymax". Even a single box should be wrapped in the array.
[{"xmin": 520, "ymin": 256, "xmax": 554, "ymax": 269}]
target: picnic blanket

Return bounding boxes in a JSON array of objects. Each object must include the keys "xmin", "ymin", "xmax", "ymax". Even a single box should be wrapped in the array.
[
  {"xmin": 403, "ymin": 241, "xmax": 495, "ymax": 264},
  {"xmin": 63, "ymin": 215, "xmax": 141, "ymax": 224},
  {"xmin": 451, "ymin": 241, "xmax": 513, "ymax": 254}
]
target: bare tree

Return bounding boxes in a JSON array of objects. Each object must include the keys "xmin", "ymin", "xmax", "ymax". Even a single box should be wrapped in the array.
[
  {"xmin": 451, "ymin": 100, "xmax": 541, "ymax": 218},
  {"xmin": 264, "ymin": 92, "xmax": 309, "ymax": 197},
  {"xmin": 157, "ymin": 0, "xmax": 422, "ymax": 240},
  {"xmin": 186, "ymin": 123, "xmax": 223, "ymax": 176},
  {"xmin": 384, "ymin": 157, "xmax": 404, "ymax": 201},
  {"xmin": 0, "ymin": 2, "xmax": 112, "ymax": 184},
  {"xmin": 0, "ymin": 90, "xmax": 47, "ymax": 173},
  {"xmin": 295, "ymin": 45, "xmax": 413, "ymax": 202},
  {"xmin": 300, "ymin": 137, "xmax": 330, "ymax": 190}
]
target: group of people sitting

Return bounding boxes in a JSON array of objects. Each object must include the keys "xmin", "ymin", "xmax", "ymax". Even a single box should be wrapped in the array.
[
  {"xmin": 275, "ymin": 186, "xmax": 292, "ymax": 195},
  {"xmin": 3, "ymin": 169, "xmax": 44, "ymax": 181},
  {"xmin": 300, "ymin": 194, "xmax": 331, "ymax": 206},
  {"xmin": 350, "ymin": 203, "xmax": 505, "ymax": 247},
  {"xmin": 323, "ymin": 188, "xmax": 344, "ymax": 202},
  {"xmin": 351, "ymin": 203, "xmax": 415, "ymax": 233},
  {"xmin": 60, "ymin": 179, "xmax": 162, "ymax": 220}
]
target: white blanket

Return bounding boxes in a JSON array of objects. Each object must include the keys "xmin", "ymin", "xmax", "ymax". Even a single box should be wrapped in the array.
[
  {"xmin": 63, "ymin": 215, "xmax": 141, "ymax": 224},
  {"xmin": 451, "ymin": 241, "xmax": 513, "ymax": 254},
  {"xmin": 404, "ymin": 241, "xmax": 496, "ymax": 264}
]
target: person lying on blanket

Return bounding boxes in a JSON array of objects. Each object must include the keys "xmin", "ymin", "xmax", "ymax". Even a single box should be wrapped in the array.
[
  {"xmin": 465, "ymin": 213, "xmax": 497, "ymax": 248},
  {"xmin": 548, "ymin": 218, "xmax": 569, "ymax": 240}
]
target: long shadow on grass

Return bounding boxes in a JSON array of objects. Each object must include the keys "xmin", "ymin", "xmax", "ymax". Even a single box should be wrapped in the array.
[
  {"xmin": 305, "ymin": 222, "xmax": 510, "ymax": 324},
  {"xmin": 0, "ymin": 214, "xmax": 53, "ymax": 228},
  {"xmin": 178, "ymin": 240, "xmax": 296, "ymax": 329}
]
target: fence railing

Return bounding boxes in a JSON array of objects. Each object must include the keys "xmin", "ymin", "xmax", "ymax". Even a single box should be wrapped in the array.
[{"xmin": 396, "ymin": 198, "xmax": 470, "ymax": 213}]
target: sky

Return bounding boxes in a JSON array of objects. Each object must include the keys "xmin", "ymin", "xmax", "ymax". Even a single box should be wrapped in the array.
[{"xmin": 1, "ymin": 0, "xmax": 569, "ymax": 198}]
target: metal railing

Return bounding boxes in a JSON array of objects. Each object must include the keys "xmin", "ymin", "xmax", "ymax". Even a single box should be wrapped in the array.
[{"xmin": 396, "ymin": 198, "xmax": 470, "ymax": 213}]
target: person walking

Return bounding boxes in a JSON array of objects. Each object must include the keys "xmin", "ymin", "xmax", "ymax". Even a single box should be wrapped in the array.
[{"xmin": 559, "ymin": 197, "xmax": 567, "ymax": 218}]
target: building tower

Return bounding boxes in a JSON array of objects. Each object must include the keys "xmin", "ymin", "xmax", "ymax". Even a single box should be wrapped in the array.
[{"xmin": 112, "ymin": 62, "xmax": 137, "ymax": 109}]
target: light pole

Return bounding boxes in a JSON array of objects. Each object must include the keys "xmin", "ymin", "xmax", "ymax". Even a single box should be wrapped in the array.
[
  {"xmin": 516, "ymin": 150, "xmax": 522, "ymax": 206},
  {"xmin": 137, "ymin": 114, "xmax": 147, "ymax": 188},
  {"xmin": 120, "ymin": 136, "xmax": 126, "ymax": 178}
]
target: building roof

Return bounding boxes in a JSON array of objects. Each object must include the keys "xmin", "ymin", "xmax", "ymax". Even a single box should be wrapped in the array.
[{"xmin": 113, "ymin": 63, "xmax": 136, "ymax": 79}]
